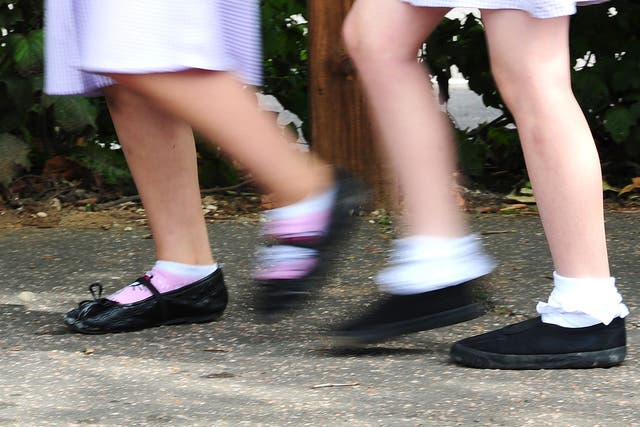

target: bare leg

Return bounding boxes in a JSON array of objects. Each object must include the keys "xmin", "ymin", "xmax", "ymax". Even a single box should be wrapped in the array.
[
  {"xmin": 104, "ymin": 85, "xmax": 214, "ymax": 265},
  {"xmin": 343, "ymin": 0, "xmax": 466, "ymax": 237},
  {"xmin": 449, "ymin": 10, "xmax": 627, "ymax": 370},
  {"xmin": 104, "ymin": 71, "xmax": 333, "ymax": 206},
  {"xmin": 482, "ymin": 10, "xmax": 609, "ymax": 278},
  {"xmin": 330, "ymin": 1, "xmax": 494, "ymax": 346}
]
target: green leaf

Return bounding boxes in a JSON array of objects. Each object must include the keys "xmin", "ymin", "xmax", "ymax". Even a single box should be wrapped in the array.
[
  {"xmin": 602, "ymin": 181, "xmax": 620, "ymax": 193},
  {"xmin": 506, "ymin": 191, "xmax": 536, "ymax": 204},
  {"xmin": 573, "ymin": 71, "xmax": 610, "ymax": 111},
  {"xmin": 12, "ymin": 29, "xmax": 43, "ymax": 77},
  {"xmin": 604, "ymin": 107, "xmax": 635, "ymax": 143},
  {"xmin": 51, "ymin": 96, "xmax": 98, "ymax": 133},
  {"xmin": 1, "ymin": 77, "xmax": 33, "ymax": 114}
]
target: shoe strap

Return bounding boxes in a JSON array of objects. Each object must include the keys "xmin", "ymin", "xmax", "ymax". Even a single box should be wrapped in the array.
[
  {"xmin": 136, "ymin": 275, "xmax": 169, "ymax": 321},
  {"xmin": 268, "ymin": 234, "xmax": 325, "ymax": 251},
  {"xmin": 76, "ymin": 283, "xmax": 106, "ymax": 308},
  {"xmin": 89, "ymin": 283, "xmax": 103, "ymax": 300}
]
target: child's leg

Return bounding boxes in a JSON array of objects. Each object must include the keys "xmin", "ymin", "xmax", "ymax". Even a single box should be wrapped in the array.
[
  {"xmin": 64, "ymin": 85, "xmax": 228, "ymax": 333},
  {"xmin": 104, "ymin": 85, "xmax": 214, "ymax": 266},
  {"xmin": 103, "ymin": 70, "xmax": 364, "ymax": 318},
  {"xmin": 482, "ymin": 11, "xmax": 609, "ymax": 279},
  {"xmin": 343, "ymin": 0, "xmax": 466, "ymax": 237},
  {"xmin": 105, "ymin": 71, "xmax": 333, "ymax": 206},
  {"xmin": 98, "ymin": 85, "xmax": 218, "ymax": 305},
  {"xmin": 344, "ymin": 0, "xmax": 495, "ymax": 288},
  {"xmin": 482, "ymin": 10, "xmax": 626, "ymax": 325},
  {"xmin": 450, "ymin": 10, "xmax": 627, "ymax": 369},
  {"xmin": 331, "ymin": 0, "xmax": 494, "ymax": 346}
]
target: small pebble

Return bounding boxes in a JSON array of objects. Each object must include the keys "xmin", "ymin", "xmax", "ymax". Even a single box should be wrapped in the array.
[{"xmin": 18, "ymin": 291, "xmax": 36, "ymax": 302}]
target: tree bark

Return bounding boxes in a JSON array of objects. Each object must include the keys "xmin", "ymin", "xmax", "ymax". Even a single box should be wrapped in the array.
[{"xmin": 308, "ymin": 0, "xmax": 393, "ymax": 208}]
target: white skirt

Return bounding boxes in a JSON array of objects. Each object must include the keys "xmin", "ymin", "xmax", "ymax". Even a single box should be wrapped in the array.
[
  {"xmin": 45, "ymin": 0, "xmax": 262, "ymax": 96},
  {"xmin": 401, "ymin": 0, "xmax": 609, "ymax": 18}
]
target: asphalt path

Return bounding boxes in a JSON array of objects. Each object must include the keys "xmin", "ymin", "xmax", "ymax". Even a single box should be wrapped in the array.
[{"xmin": 0, "ymin": 213, "xmax": 638, "ymax": 426}]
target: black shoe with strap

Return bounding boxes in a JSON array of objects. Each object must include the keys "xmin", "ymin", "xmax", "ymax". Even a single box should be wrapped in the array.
[
  {"xmin": 450, "ymin": 316, "xmax": 627, "ymax": 369},
  {"xmin": 63, "ymin": 269, "xmax": 228, "ymax": 334},
  {"xmin": 254, "ymin": 169, "xmax": 368, "ymax": 321}
]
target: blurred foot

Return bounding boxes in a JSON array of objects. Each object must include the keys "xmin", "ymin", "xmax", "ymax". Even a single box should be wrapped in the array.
[
  {"xmin": 254, "ymin": 168, "xmax": 367, "ymax": 321},
  {"xmin": 329, "ymin": 279, "xmax": 486, "ymax": 347}
]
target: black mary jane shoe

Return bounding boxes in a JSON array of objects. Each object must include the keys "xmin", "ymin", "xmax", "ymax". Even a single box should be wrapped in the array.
[
  {"xmin": 254, "ymin": 168, "xmax": 367, "ymax": 321},
  {"xmin": 64, "ymin": 269, "xmax": 228, "ymax": 334}
]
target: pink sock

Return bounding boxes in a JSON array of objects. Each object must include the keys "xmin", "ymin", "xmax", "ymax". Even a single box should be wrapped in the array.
[
  {"xmin": 108, "ymin": 261, "xmax": 218, "ymax": 304},
  {"xmin": 255, "ymin": 188, "xmax": 336, "ymax": 280}
]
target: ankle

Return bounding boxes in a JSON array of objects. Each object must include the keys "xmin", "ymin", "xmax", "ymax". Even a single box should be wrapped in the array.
[{"xmin": 536, "ymin": 272, "xmax": 629, "ymax": 327}]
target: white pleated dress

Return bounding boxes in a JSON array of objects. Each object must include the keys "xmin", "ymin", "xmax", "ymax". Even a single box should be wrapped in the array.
[
  {"xmin": 45, "ymin": 0, "xmax": 262, "ymax": 96},
  {"xmin": 402, "ymin": 0, "xmax": 608, "ymax": 18}
]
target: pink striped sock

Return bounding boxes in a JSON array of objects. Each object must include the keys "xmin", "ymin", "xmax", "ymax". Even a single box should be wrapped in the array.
[
  {"xmin": 255, "ymin": 188, "xmax": 336, "ymax": 280},
  {"xmin": 108, "ymin": 262, "xmax": 218, "ymax": 304}
]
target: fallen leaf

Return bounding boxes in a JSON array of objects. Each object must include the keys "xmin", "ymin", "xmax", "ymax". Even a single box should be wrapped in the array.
[
  {"xmin": 311, "ymin": 382, "xmax": 359, "ymax": 389},
  {"xmin": 506, "ymin": 192, "xmax": 536, "ymax": 204},
  {"xmin": 202, "ymin": 348, "xmax": 230, "ymax": 353},
  {"xmin": 201, "ymin": 372, "xmax": 235, "ymax": 379},
  {"xmin": 499, "ymin": 204, "xmax": 527, "ymax": 212}
]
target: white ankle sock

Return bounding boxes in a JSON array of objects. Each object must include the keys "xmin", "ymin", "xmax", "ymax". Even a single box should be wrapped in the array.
[
  {"xmin": 153, "ymin": 260, "xmax": 218, "ymax": 280},
  {"xmin": 377, "ymin": 234, "xmax": 495, "ymax": 295},
  {"xmin": 266, "ymin": 187, "xmax": 337, "ymax": 222},
  {"xmin": 537, "ymin": 272, "xmax": 629, "ymax": 327}
]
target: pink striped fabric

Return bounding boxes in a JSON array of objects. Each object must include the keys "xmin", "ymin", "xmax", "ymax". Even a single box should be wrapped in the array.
[
  {"xmin": 45, "ymin": 0, "xmax": 262, "ymax": 96},
  {"xmin": 264, "ymin": 210, "xmax": 331, "ymax": 239}
]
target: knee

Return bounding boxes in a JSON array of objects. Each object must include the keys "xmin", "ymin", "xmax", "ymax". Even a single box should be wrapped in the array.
[
  {"xmin": 491, "ymin": 64, "xmax": 548, "ymax": 115},
  {"xmin": 342, "ymin": 12, "xmax": 374, "ymax": 65},
  {"xmin": 342, "ymin": 13, "xmax": 410, "ymax": 69},
  {"xmin": 490, "ymin": 60, "xmax": 570, "ymax": 116}
]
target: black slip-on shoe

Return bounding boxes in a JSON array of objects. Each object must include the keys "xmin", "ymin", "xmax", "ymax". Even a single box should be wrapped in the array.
[
  {"xmin": 63, "ymin": 269, "xmax": 228, "ymax": 334},
  {"xmin": 329, "ymin": 279, "xmax": 486, "ymax": 347},
  {"xmin": 254, "ymin": 168, "xmax": 368, "ymax": 321},
  {"xmin": 450, "ymin": 316, "xmax": 627, "ymax": 370}
]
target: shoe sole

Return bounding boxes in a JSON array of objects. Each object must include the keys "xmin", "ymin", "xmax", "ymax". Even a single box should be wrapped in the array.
[
  {"xmin": 450, "ymin": 343, "xmax": 627, "ymax": 370},
  {"xmin": 330, "ymin": 303, "xmax": 485, "ymax": 347},
  {"xmin": 65, "ymin": 310, "xmax": 225, "ymax": 335}
]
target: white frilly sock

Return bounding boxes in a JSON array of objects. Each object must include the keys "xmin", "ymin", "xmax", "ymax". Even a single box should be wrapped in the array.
[
  {"xmin": 377, "ymin": 234, "xmax": 495, "ymax": 295},
  {"xmin": 537, "ymin": 272, "xmax": 629, "ymax": 327}
]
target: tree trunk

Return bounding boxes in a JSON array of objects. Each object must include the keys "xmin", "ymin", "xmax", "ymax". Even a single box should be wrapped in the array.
[{"xmin": 308, "ymin": 0, "xmax": 393, "ymax": 208}]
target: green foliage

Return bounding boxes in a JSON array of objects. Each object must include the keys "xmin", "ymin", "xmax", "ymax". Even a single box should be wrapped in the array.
[
  {"xmin": 1, "ymin": 0, "xmax": 106, "ymax": 188},
  {"xmin": 1, "ymin": 1, "xmax": 45, "ymax": 187},
  {"xmin": 423, "ymin": 13, "xmax": 522, "ymax": 190},
  {"xmin": 1, "ymin": 0, "xmax": 638, "ymax": 196},
  {"xmin": 570, "ymin": 2, "xmax": 640, "ymax": 183},
  {"xmin": 68, "ymin": 140, "xmax": 131, "ymax": 187},
  {"xmin": 1, "ymin": 1, "xmax": 44, "ymax": 140},
  {"xmin": 194, "ymin": 136, "xmax": 242, "ymax": 188},
  {"xmin": 261, "ymin": 0, "xmax": 309, "ymax": 136},
  {"xmin": 422, "ymin": 2, "xmax": 640, "ymax": 191}
]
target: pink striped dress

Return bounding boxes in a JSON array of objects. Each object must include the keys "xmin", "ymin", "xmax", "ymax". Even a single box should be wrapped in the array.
[
  {"xmin": 401, "ymin": 0, "xmax": 609, "ymax": 18},
  {"xmin": 45, "ymin": 1, "xmax": 262, "ymax": 96}
]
